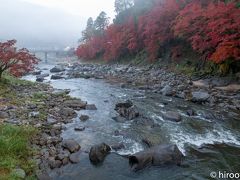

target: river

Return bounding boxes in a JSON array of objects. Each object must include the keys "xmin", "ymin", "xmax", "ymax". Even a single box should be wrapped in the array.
[{"xmin": 23, "ymin": 62, "xmax": 240, "ymax": 180}]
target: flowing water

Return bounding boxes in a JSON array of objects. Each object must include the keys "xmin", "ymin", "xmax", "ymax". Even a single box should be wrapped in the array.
[{"xmin": 24, "ymin": 62, "xmax": 240, "ymax": 180}]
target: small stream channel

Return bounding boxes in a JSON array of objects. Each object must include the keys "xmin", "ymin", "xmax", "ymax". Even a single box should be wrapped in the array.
[{"xmin": 24, "ymin": 62, "xmax": 240, "ymax": 180}]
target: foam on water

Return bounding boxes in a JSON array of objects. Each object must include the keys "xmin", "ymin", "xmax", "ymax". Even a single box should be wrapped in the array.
[
  {"xmin": 117, "ymin": 138, "xmax": 144, "ymax": 155},
  {"xmin": 170, "ymin": 127, "xmax": 240, "ymax": 155}
]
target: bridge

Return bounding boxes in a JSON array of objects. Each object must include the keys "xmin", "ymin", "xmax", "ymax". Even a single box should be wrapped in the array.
[{"xmin": 28, "ymin": 48, "xmax": 72, "ymax": 63}]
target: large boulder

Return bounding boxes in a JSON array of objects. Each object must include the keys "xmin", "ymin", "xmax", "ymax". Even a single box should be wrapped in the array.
[
  {"xmin": 163, "ymin": 111, "xmax": 182, "ymax": 122},
  {"xmin": 115, "ymin": 100, "xmax": 139, "ymax": 120},
  {"xmin": 89, "ymin": 143, "xmax": 111, "ymax": 164},
  {"xmin": 191, "ymin": 91, "xmax": 210, "ymax": 103},
  {"xmin": 64, "ymin": 100, "xmax": 87, "ymax": 110},
  {"xmin": 62, "ymin": 139, "xmax": 80, "ymax": 153},
  {"xmin": 50, "ymin": 66, "xmax": 65, "ymax": 73},
  {"xmin": 129, "ymin": 144, "xmax": 183, "ymax": 171}
]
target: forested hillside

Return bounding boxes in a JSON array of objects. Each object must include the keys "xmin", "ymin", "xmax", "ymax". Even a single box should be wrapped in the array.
[{"xmin": 76, "ymin": 0, "xmax": 240, "ymax": 74}]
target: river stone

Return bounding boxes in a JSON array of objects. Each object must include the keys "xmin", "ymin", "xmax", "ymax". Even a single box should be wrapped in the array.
[
  {"xmin": 36, "ymin": 77, "xmax": 44, "ymax": 82},
  {"xmin": 51, "ymin": 75, "xmax": 64, "ymax": 80},
  {"xmin": 129, "ymin": 144, "xmax": 183, "ymax": 171},
  {"xmin": 64, "ymin": 100, "xmax": 87, "ymax": 110},
  {"xmin": 62, "ymin": 139, "xmax": 80, "ymax": 153},
  {"xmin": 11, "ymin": 168, "xmax": 26, "ymax": 179},
  {"xmin": 89, "ymin": 143, "xmax": 111, "ymax": 164},
  {"xmin": 79, "ymin": 115, "xmax": 89, "ymax": 121},
  {"xmin": 111, "ymin": 143, "xmax": 125, "ymax": 151},
  {"xmin": 191, "ymin": 91, "xmax": 210, "ymax": 103},
  {"xmin": 74, "ymin": 126, "xmax": 85, "ymax": 131},
  {"xmin": 160, "ymin": 85, "xmax": 173, "ymax": 96},
  {"xmin": 32, "ymin": 70, "xmax": 41, "ymax": 75},
  {"xmin": 69, "ymin": 152, "xmax": 81, "ymax": 163},
  {"xmin": 50, "ymin": 66, "xmax": 65, "ymax": 73},
  {"xmin": 163, "ymin": 111, "xmax": 181, "ymax": 122},
  {"xmin": 49, "ymin": 159, "xmax": 62, "ymax": 169},
  {"xmin": 85, "ymin": 104, "xmax": 97, "ymax": 110},
  {"xmin": 115, "ymin": 100, "xmax": 139, "ymax": 120},
  {"xmin": 36, "ymin": 172, "xmax": 51, "ymax": 180},
  {"xmin": 0, "ymin": 111, "xmax": 9, "ymax": 118},
  {"xmin": 59, "ymin": 107, "xmax": 77, "ymax": 119}
]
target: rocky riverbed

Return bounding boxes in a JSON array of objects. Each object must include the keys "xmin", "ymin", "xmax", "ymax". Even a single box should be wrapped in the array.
[
  {"xmin": 20, "ymin": 61, "xmax": 240, "ymax": 179},
  {"xmin": 48, "ymin": 62, "xmax": 240, "ymax": 112}
]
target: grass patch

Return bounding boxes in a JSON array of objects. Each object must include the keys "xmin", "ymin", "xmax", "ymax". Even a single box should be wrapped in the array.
[{"xmin": 0, "ymin": 124, "xmax": 37, "ymax": 179}]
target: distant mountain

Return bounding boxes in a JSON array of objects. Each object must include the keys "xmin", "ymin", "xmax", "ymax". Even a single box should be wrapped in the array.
[{"xmin": 0, "ymin": 0, "xmax": 87, "ymax": 48}]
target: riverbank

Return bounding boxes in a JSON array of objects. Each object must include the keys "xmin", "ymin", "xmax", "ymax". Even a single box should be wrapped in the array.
[{"xmin": 0, "ymin": 75, "xmax": 89, "ymax": 179}]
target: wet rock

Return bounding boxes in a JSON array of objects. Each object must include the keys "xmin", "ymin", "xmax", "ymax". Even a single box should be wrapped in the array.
[
  {"xmin": 29, "ymin": 111, "xmax": 40, "ymax": 118},
  {"xmin": 89, "ymin": 143, "xmax": 111, "ymax": 164},
  {"xmin": 115, "ymin": 100, "xmax": 139, "ymax": 120},
  {"xmin": 191, "ymin": 91, "xmax": 210, "ymax": 103},
  {"xmin": 160, "ymin": 85, "xmax": 173, "ymax": 96},
  {"xmin": 186, "ymin": 109, "xmax": 196, "ymax": 116},
  {"xmin": 56, "ymin": 150, "xmax": 70, "ymax": 161},
  {"xmin": 36, "ymin": 172, "xmax": 52, "ymax": 180},
  {"xmin": 85, "ymin": 104, "xmax": 97, "ymax": 110},
  {"xmin": 64, "ymin": 100, "xmax": 87, "ymax": 110},
  {"xmin": 11, "ymin": 168, "xmax": 26, "ymax": 179},
  {"xmin": 51, "ymin": 75, "xmax": 64, "ymax": 80},
  {"xmin": 112, "ymin": 116, "xmax": 126, "ymax": 123},
  {"xmin": 36, "ymin": 77, "xmax": 44, "ymax": 82},
  {"xmin": 111, "ymin": 143, "xmax": 125, "ymax": 151},
  {"xmin": 69, "ymin": 152, "xmax": 81, "ymax": 163},
  {"xmin": 163, "ymin": 111, "xmax": 181, "ymax": 122},
  {"xmin": 59, "ymin": 107, "xmax": 77, "ymax": 119},
  {"xmin": 74, "ymin": 126, "xmax": 85, "ymax": 131},
  {"xmin": 32, "ymin": 70, "xmax": 41, "ymax": 75},
  {"xmin": 62, "ymin": 139, "xmax": 80, "ymax": 153},
  {"xmin": 50, "ymin": 66, "xmax": 65, "ymax": 73},
  {"xmin": 79, "ymin": 115, "xmax": 89, "ymax": 121},
  {"xmin": 129, "ymin": 144, "xmax": 183, "ymax": 171},
  {"xmin": 0, "ymin": 111, "xmax": 9, "ymax": 118},
  {"xmin": 47, "ymin": 116, "xmax": 57, "ymax": 125},
  {"xmin": 49, "ymin": 159, "xmax": 62, "ymax": 169}
]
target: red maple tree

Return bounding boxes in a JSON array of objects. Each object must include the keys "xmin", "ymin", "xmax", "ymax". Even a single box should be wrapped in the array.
[
  {"xmin": 173, "ymin": 1, "xmax": 240, "ymax": 63},
  {"xmin": 0, "ymin": 40, "xmax": 38, "ymax": 79}
]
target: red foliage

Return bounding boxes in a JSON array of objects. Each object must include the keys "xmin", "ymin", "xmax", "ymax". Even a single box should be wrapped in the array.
[
  {"xmin": 0, "ymin": 40, "xmax": 38, "ymax": 78},
  {"xmin": 174, "ymin": 1, "xmax": 240, "ymax": 63},
  {"xmin": 138, "ymin": 0, "xmax": 182, "ymax": 61}
]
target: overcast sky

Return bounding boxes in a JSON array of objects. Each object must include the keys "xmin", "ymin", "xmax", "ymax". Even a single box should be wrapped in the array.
[{"xmin": 0, "ymin": 0, "xmax": 115, "ymax": 49}]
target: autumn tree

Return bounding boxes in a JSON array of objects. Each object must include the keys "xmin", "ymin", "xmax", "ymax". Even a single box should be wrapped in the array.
[
  {"xmin": 0, "ymin": 40, "xmax": 38, "ymax": 79},
  {"xmin": 173, "ymin": 1, "xmax": 240, "ymax": 65}
]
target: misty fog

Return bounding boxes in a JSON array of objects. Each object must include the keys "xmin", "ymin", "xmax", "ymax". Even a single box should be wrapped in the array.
[{"xmin": 0, "ymin": 0, "xmax": 115, "ymax": 49}]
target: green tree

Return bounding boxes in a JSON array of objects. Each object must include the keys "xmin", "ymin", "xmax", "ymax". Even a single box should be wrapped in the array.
[
  {"xmin": 80, "ymin": 17, "xmax": 94, "ymax": 43},
  {"xmin": 94, "ymin": 11, "xmax": 109, "ymax": 35},
  {"xmin": 114, "ymin": 0, "xmax": 134, "ymax": 14}
]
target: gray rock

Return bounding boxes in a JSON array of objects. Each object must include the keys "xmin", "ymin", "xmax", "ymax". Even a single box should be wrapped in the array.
[
  {"xmin": 32, "ymin": 70, "xmax": 41, "ymax": 75},
  {"xmin": 161, "ymin": 85, "xmax": 173, "ymax": 96},
  {"xmin": 115, "ymin": 100, "xmax": 139, "ymax": 120},
  {"xmin": 79, "ymin": 115, "xmax": 89, "ymax": 121},
  {"xmin": 111, "ymin": 143, "xmax": 125, "ymax": 151},
  {"xmin": 0, "ymin": 111, "xmax": 9, "ymax": 118},
  {"xmin": 59, "ymin": 107, "xmax": 77, "ymax": 119},
  {"xmin": 129, "ymin": 144, "xmax": 183, "ymax": 171},
  {"xmin": 191, "ymin": 91, "xmax": 210, "ymax": 103},
  {"xmin": 64, "ymin": 100, "xmax": 87, "ymax": 110},
  {"xmin": 51, "ymin": 75, "xmax": 64, "ymax": 80},
  {"xmin": 50, "ymin": 66, "xmax": 65, "ymax": 73},
  {"xmin": 69, "ymin": 152, "xmax": 81, "ymax": 163},
  {"xmin": 36, "ymin": 77, "xmax": 44, "ymax": 82},
  {"xmin": 62, "ymin": 139, "xmax": 80, "ymax": 153},
  {"xmin": 163, "ymin": 111, "xmax": 181, "ymax": 122},
  {"xmin": 74, "ymin": 126, "xmax": 85, "ymax": 131},
  {"xmin": 89, "ymin": 143, "xmax": 111, "ymax": 164},
  {"xmin": 85, "ymin": 104, "xmax": 97, "ymax": 110},
  {"xmin": 36, "ymin": 172, "xmax": 52, "ymax": 180},
  {"xmin": 49, "ymin": 159, "xmax": 62, "ymax": 169}
]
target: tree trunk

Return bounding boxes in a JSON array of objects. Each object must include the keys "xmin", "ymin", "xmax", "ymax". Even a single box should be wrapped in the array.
[{"xmin": 0, "ymin": 70, "xmax": 3, "ymax": 81}]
